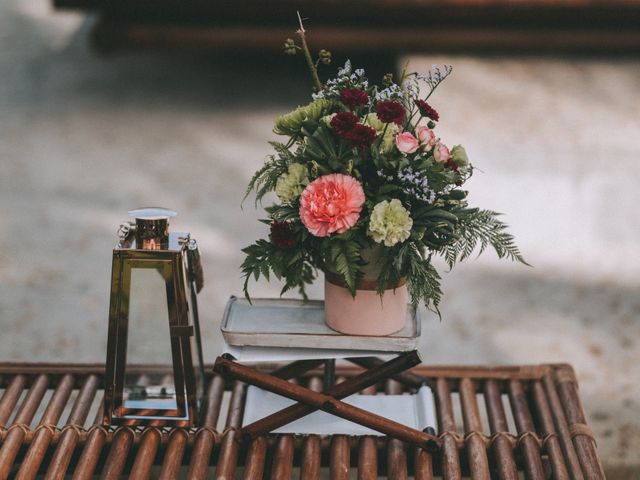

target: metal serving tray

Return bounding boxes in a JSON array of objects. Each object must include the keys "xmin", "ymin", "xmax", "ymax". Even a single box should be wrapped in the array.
[{"xmin": 220, "ymin": 296, "xmax": 421, "ymax": 352}]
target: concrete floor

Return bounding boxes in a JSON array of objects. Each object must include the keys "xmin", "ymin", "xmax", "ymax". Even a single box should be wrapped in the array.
[{"xmin": 1, "ymin": 1, "xmax": 640, "ymax": 476}]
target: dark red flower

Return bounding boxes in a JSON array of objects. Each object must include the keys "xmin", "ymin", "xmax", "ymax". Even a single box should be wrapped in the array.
[
  {"xmin": 343, "ymin": 123, "xmax": 377, "ymax": 149},
  {"xmin": 340, "ymin": 88, "xmax": 369, "ymax": 110},
  {"xmin": 445, "ymin": 159, "xmax": 459, "ymax": 172},
  {"xmin": 330, "ymin": 111, "xmax": 359, "ymax": 135},
  {"xmin": 374, "ymin": 100, "xmax": 406, "ymax": 125},
  {"xmin": 415, "ymin": 100, "xmax": 439, "ymax": 121},
  {"xmin": 270, "ymin": 221, "xmax": 296, "ymax": 249}
]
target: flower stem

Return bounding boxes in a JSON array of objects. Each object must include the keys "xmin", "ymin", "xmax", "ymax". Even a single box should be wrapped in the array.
[
  {"xmin": 398, "ymin": 61, "xmax": 410, "ymax": 88},
  {"xmin": 296, "ymin": 12, "xmax": 323, "ymax": 92},
  {"xmin": 405, "ymin": 111, "xmax": 421, "ymax": 130},
  {"xmin": 376, "ymin": 122, "xmax": 390, "ymax": 150}
]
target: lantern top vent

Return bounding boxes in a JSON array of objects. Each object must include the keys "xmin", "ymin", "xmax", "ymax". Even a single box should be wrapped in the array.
[{"xmin": 128, "ymin": 207, "xmax": 177, "ymax": 221}]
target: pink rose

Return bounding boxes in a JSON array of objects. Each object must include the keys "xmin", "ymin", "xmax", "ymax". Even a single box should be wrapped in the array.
[
  {"xmin": 395, "ymin": 132, "xmax": 419, "ymax": 154},
  {"xmin": 299, "ymin": 173, "xmax": 365, "ymax": 237},
  {"xmin": 415, "ymin": 126, "xmax": 436, "ymax": 149},
  {"xmin": 433, "ymin": 143, "xmax": 451, "ymax": 163}
]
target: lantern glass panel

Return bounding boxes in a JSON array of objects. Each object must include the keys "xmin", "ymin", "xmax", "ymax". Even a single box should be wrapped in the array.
[{"xmin": 124, "ymin": 266, "xmax": 178, "ymax": 411}]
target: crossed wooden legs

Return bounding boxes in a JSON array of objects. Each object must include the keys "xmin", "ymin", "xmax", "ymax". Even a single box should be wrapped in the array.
[{"xmin": 213, "ymin": 351, "xmax": 440, "ymax": 452}]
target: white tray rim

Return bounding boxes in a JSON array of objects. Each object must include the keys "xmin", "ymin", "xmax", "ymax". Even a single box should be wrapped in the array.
[{"xmin": 220, "ymin": 296, "xmax": 421, "ymax": 352}]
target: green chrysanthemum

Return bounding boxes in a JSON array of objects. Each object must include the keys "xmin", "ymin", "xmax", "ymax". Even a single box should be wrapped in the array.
[
  {"xmin": 273, "ymin": 99, "xmax": 334, "ymax": 136},
  {"xmin": 320, "ymin": 113, "xmax": 336, "ymax": 127},
  {"xmin": 275, "ymin": 163, "xmax": 309, "ymax": 204},
  {"xmin": 368, "ymin": 199, "xmax": 413, "ymax": 247},
  {"xmin": 450, "ymin": 145, "xmax": 469, "ymax": 169}
]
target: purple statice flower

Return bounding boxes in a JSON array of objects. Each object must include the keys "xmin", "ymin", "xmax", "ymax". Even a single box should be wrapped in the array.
[{"xmin": 397, "ymin": 167, "xmax": 436, "ymax": 203}]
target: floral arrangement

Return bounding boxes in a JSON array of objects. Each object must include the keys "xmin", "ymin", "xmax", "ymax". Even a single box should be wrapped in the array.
[{"xmin": 242, "ymin": 19, "xmax": 527, "ymax": 314}]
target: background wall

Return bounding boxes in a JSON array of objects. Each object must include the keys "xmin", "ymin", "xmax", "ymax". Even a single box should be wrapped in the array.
[{"xmin": 1, "ymin": 1, "xmax": 639, "ymax": 475}]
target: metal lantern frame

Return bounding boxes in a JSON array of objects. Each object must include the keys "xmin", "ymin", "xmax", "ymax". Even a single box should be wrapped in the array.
[{"xmin": 103, "ymin": 210, "xmax": 205, "ymax": 427}]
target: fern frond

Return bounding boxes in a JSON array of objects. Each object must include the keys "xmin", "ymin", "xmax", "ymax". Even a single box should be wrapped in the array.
[
  {"xmin": 442, "ymin": 209, "xmax": 529, "ymax": 268},
  {"xmin": 375, "ymin": 242, "xmax": 443, "ymax": 315},
  {"xmin": 241, "ymin": 239, "xmax": 278, "ymax": 302},
  {"xmin": 327, "ymin": 239, "xmax": 363, "ymax": 295},
  {"xmin": 241, "ymin": 237, "xmax": 315, "ymax": 302},
  {"xmin": 242, "ymin": 142, "xmax": 293, "ymax": 206},
  {"xmin": 405, "ymin": 246, "xmax": 443, "ymax": 316}
]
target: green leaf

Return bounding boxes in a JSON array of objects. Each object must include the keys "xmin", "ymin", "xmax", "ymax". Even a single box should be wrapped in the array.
[{"xmin": 377, "ymin": 184, "xmax": 401, "ymax": 195}]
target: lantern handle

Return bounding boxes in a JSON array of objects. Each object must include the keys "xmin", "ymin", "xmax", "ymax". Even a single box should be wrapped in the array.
[
  {"xmin": 183, "ymin": 235, "xmax": 206, "ymax": 402},
  {"xmin": 117, "ymin": 221, "xmax": 136, "ymax": 245},
  {"xmin": 184, "ymin": 236, "xmax": 204, "ymax": 293}
]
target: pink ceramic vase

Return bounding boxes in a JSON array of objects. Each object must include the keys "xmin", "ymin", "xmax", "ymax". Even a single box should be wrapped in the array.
[{"xmin": 324, "ymin": 274, "xmax": 407, "ymax": 336}]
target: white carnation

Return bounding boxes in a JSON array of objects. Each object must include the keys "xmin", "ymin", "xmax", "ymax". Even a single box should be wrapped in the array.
[{"xmin": 368, "ymin": 199, "xmax": 413, "ymax": 247}]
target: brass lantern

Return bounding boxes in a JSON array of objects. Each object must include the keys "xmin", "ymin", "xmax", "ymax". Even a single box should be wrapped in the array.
[{"xmin": 103, "ymin": 208, "xmax": 205, "ymax": 427}]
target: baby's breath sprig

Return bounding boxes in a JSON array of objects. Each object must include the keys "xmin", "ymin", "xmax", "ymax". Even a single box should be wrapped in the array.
[{"xmin": 422, "ymin": 64, "xmax": 453, "ymax": 100}]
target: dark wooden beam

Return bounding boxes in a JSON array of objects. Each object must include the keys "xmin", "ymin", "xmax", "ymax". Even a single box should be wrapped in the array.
[
  {"xmin": 90, "ymin": 22, "xmax": 640, "ymax": 55},
  {"xmin": 51, "ymin": 0, "xmax": 640, "ymax": 54}
]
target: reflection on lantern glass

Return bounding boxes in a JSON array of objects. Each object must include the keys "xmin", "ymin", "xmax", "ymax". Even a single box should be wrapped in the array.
[{"xmin": 124, "ymin": 267, "xmax": 177, "ymax": 410}]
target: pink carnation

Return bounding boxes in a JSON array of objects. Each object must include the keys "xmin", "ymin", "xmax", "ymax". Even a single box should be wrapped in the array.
[
  {"xmin": 299, "ymin": 174, "xmax": 365, "ymax": 237},
  {"xmin": 395, "ymin": 132, "xmax": 420, "ymax": 154}
]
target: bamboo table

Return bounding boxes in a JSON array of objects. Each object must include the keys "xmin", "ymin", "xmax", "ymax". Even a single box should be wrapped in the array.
[{"xmin": 0, "ymin": 362, "xmax": 604, "ymax": 479}]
